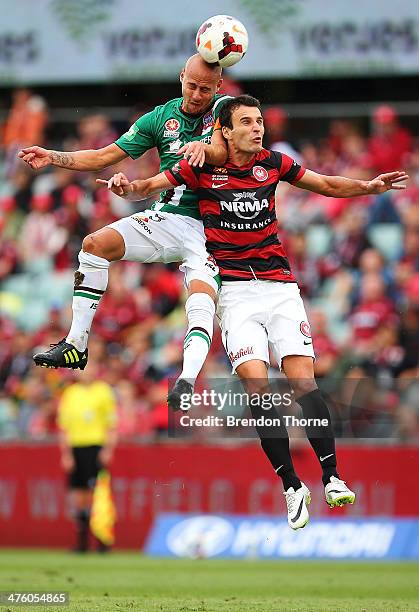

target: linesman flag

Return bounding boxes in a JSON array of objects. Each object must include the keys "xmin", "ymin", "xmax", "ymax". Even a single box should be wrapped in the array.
[{"xmin": 90, "ymin": 470, "xmax": 117, "ymax": 546}]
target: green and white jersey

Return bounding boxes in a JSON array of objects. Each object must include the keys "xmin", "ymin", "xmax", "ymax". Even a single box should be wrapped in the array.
[{"xmin": 115, "ymin": 95, "xmax": 230, "ymax": 220}]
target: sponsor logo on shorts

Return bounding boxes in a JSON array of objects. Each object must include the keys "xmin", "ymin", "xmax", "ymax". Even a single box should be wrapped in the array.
[
  {"xmin": 150, "ymin": 212, "xmax": 166, "ymax": 222},
  {"xmin": 132, "ymin": 215, "xmax": 152, "ymax": 234},
  {"xmin": 205, "ymin": 254, "xmax": 218, "ymax": 273},
  {"xmin": 300, "ymin": 321, "xmax": 311, "ymax": 338},
  {"xmin": 229, "ymin": 346, "xmax": 254, "ymax": 363},
  {"xmin": 253, "ymin": 166, "xmax": 269, "ymax": 181}
]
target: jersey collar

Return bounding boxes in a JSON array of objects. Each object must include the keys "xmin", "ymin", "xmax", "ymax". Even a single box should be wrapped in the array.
[{"xmin": 224, "ymin": 153, "xmax": 259, "ymax": 171}]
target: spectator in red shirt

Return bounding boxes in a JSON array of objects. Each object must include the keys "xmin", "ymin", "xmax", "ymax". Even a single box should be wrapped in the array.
[
  {"xmin": 349, "ymin": 272, "xmax": 398, "ymax": 356},
  {"xmin": 367, "ymin": 105, "xmax": 412, "ymax": 174}
]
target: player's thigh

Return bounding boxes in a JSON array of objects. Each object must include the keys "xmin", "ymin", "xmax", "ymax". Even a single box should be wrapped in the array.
[
  {"xmin": 180, "ymin": 218, "xmax": 220, "ymax": 294},
  {"xmin": 108, "ymin": 210, "xmax": 183, "ymax": 263},
  {"xmin": 218, "ymin": 288, "xmax": 269, "ymax": 372},
  {"xmin": 267, "ymin": 283, "xmax": 315, "ymax": 367}
]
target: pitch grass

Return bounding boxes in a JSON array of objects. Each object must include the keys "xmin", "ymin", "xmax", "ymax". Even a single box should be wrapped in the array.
[{"xmin": 0, "ymin": 550, "xmax": 418, "ymax": 612}]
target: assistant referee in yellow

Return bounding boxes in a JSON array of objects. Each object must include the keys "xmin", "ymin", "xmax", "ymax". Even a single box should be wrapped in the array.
[{"xmin": 57, "ymin": 361, "xmax": 117, "ymax": 552}]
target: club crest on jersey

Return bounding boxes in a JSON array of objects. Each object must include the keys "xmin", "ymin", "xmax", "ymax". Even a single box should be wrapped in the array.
[
  {"xmin": 253, "ymin": 166, "xmax": 269, "ymax": 181},
  {"xmin": 300, "ymin": 321, "xmax": 312, "ymax": 338},
  {"xmin": 164, "ymin": 118, "xmax": 180, "ymax": 138}
]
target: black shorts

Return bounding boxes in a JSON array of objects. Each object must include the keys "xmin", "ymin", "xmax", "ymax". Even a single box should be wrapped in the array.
[{"xmin": 68, "ymin": 445, "xmax": 102, "ymax": 490}]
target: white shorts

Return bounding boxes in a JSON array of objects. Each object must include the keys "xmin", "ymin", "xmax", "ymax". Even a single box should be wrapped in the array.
[
  {"xmin": 108, "ymin": 210, "xmax": 219, "ymax": 292},
  {"xmin": 217, "ymin": 280, "xmax": 315, "ymax": 371}
]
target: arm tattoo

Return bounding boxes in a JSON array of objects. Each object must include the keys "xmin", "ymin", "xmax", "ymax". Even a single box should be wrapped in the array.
[{"xmin": 50, "ymin": 151, "xmax": 76, "ymax": 168}]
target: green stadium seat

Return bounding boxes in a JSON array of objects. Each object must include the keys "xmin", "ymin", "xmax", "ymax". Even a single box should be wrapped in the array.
[
  {"xmin": 306, "ymin": 225, "xmax": 333, "ymax": 258},
  {"xmin": 367, "ymin": 224, "xmax": 402, "ymax": 261}
]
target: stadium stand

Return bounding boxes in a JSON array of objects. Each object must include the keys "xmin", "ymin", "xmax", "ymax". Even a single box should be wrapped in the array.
[{"xmin": 1, "ymin": 93, "xmax": 418, "ymax": 441}]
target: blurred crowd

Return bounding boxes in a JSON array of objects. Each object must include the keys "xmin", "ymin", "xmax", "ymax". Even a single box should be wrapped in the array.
[{"xmin": 0, "ymin": 87, "xmax": 418, "ymax": 442}]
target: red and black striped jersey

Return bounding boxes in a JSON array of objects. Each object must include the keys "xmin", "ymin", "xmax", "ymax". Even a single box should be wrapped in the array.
[{"xmin": 164, "ymin": 148, "xmax": 305, "ymax": 282}]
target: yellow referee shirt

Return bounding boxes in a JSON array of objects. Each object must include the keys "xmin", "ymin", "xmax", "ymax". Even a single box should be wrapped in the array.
[{"xmin": 58, "ymin": 381, "xmax": 117, "ymax": 447}]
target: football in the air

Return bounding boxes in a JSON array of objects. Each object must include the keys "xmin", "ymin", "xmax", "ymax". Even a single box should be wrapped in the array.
[{"xmin": 196, "ymin": 15, "xmax": 248, "ymax": 68}]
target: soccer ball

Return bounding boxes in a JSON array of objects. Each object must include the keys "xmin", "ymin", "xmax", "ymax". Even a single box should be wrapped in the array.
[{"xmin": 196, "ymin": 15, "xmax": 248, "ymax": 68}]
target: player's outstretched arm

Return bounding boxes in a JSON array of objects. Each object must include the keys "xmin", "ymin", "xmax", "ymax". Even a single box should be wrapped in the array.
[
  {"xmin": 295, "ymin": 169, "xmax": 409, "ymax": 198},
  {"xmin": 177, "ymin": 129, "xmax": 228, "ymax": 167},
  {"xmin": 18, "ymin": 143, "xmax": 127, "ymax": 172},
  {"xmin": 96, "ymin": 172, "xmax": 172, "ymax": 200}
]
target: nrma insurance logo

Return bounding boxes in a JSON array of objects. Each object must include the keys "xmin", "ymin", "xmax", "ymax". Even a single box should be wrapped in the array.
[
  {"xmin": 166, "ymin": 516, "xmax": 234, "ymax": 558},
  {"xmin": 220, "ymin": 192, "xmax": 269, "ymax": 220}
]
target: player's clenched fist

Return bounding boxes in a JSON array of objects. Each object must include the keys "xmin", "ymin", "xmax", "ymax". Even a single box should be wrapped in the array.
[{"xmin": 96, "ymin": 172, "xmax": 133, "ymax": 196}]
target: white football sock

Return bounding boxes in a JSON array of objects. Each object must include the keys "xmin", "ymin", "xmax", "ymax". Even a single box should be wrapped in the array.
[
  {"xmin": 179, "ymin": 292, "xmax": 215, "ymax": 382},
  {"xmin": 66, "ymin": 250, "xmax": 110, "ymax": 351}
]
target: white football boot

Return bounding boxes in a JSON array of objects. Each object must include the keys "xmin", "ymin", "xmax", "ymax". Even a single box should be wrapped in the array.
[
  {"xmin": 325, "ymin": 476, "xmax": 356, "ymax": 508},
  {"xmin": 284, "ymin": 482, "xmax": 311, "ymax": 530}
]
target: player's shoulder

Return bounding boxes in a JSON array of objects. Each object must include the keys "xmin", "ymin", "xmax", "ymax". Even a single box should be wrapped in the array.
[
  {"xmin": 160, "ymin": 97, "xmax": 183, "ymax": 112},
  {"xmin": 255, "ymin": 148, "xmax": 281, "ymax": 167}
]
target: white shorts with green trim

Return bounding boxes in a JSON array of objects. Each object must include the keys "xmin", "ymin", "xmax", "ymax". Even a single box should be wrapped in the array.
[
  {"xmin": 217, "ymin": 280, "xmax": 315, "ymax": 372},
  {"xmin": 108, "ymin": 210, "xmax": 220, "ymax": 292}
]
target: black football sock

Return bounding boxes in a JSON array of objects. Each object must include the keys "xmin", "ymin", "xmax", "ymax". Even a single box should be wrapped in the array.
[
  {"xmin": 75, "ymin": 508, "xmax": 90, "ymax": 552},
  {"xmin": 249, "ymin": 396, "xmax": 301, "ymax": 491},
  {"xmin": 260, "ymin": 438, "xmax": 302, "ymax": 491},
  {"xmin": 297, "ymin": 389, "xmax": 340, "ymax": 486}
]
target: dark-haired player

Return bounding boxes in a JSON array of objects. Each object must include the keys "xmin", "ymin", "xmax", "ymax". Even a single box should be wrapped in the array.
[{"xmin": 101, "ymin": 94, "xmax": 408, "ymax": 528}]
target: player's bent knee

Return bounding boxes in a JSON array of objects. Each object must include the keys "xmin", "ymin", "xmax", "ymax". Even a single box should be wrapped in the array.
[
  {"xmin": 82, "ymin": 228, "xmax": 125, "ymax": 261},
  {"xmin": 81, "ymin": 234, "xmax": 97, "ymax": 254},
  {"xmin": 291, "ymin": 378, "xmax": 317, "ymax": 398}
]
